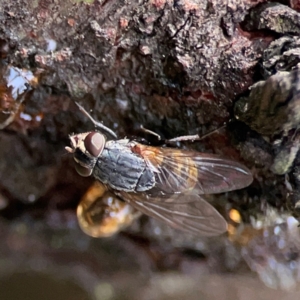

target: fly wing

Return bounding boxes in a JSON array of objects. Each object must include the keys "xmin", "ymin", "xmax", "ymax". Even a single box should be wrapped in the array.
[
  {"xmin": 132, "ymin": 144, "xmax": 253, "ymax": 196},
  {"xmin": 118, "ymin": 192, "xmax": 228, "ymax": 236}
]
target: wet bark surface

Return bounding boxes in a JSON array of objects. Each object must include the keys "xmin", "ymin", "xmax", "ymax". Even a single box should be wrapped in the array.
[{"xmin": 0, "ymin": 0, "xmax": 300, "ymax": 298}]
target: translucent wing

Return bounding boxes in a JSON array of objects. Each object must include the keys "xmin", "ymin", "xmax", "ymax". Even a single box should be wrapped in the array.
[
  {"xmin": 132, "ymin": 144, "xmax": 253, "ymax": 197},
  {"xmin": 117, "ymin": 191, "xmax": 228, "ymax": 236}
]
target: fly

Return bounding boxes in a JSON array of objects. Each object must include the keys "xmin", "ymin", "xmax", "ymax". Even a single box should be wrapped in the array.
[{"xmin": 66, "ymin": 103, "xmax": 253, "ymax": 236}]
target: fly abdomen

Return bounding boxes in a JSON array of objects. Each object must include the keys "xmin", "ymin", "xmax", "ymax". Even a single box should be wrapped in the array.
[{"xmin": 136, "ymin": 167, "xmax": 155, "ymax": 192}]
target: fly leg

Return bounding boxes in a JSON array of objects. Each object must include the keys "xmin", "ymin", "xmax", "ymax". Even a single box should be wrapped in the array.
[
  {"xmin": 134, "ymin": 125, "xmax": 166, "ymax": 146},
  {"xmin": 139, "ymin": 123, "xmax": 226, "ymax": 145},
  {"xmin": 75, "ymin": 102, "xmax": 118, "ymax": 139},
  {"xmin": 166, "ymin": 124, "xmax": 226, "ymax": 144},
  {"xmin": 139, "ymin": 125, "xmax": 162, "ymax": 141}
]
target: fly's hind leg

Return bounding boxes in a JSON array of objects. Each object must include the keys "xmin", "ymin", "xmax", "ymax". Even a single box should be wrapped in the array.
[
  {"xmin": 166, "ymin": 124, "xmax": 226, "ymax": 144},
  {"xmin": 139, "ymin": 123, "xmax": 226, "ymax": 145}
]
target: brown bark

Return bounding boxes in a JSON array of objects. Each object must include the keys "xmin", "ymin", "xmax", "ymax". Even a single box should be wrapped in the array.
[
  {"xmin": 0, "ymin": 0, "xmax": 266, "ymax": 208},
  {"xmin": 0, "ymin": 0, "xmax": 300, "ymax": 291}
]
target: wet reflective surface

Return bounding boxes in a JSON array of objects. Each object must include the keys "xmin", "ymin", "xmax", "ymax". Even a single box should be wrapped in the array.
[
  {"xmin": 77, "ymin": 182, "xmax": 141, "ymax": 237},
  {"xmin": 0, "ymin": 273, "xmax": 92, "ymax": 300},
  {"xmin": 0, "ymin": 65, "xmax": 37, "ymax": 129},
  {"xmin": 1, "ymin": 216, "xmax": 300, "ymax": 300}
]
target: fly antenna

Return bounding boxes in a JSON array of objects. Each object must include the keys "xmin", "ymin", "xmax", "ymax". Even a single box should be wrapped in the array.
[{"xmin": 75, "ymin": 102, "xmax": 117, "ymax": 139}]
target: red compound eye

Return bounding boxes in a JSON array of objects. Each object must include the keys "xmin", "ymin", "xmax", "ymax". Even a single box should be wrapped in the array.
[
  {"xmin": 75, "ymin": 163, "xmax": 93, "ymax": 177},
  {"xmin": 84, "ymin": 132, "xmax": 105, "ymax": 158}
]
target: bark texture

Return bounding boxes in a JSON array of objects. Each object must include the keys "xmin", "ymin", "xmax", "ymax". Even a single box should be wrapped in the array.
[{"xmin": 1, "ymin": 0, "xmax": 300, "ymax": 292}]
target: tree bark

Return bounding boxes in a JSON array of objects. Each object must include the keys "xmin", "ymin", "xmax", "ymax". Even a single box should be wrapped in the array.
[{"xmin": 0, "ymin": 0, "xmax": 300, "ymax": 261}]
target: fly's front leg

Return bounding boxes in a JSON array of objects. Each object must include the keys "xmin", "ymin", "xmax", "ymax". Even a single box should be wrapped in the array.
[{"xmin": 75, "ymin": 102, "xmax": 118, "ymax": 139}]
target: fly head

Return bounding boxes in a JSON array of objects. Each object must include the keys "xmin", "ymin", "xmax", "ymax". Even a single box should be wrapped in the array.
[{"xmin": 66, "ymin": 131, "xmax": 106, "ymax": 177}]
